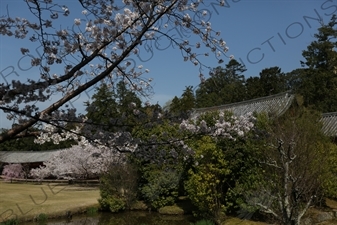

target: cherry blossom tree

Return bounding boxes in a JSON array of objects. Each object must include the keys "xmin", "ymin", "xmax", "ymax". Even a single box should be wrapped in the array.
[
  {"xmin": 30, "ymin": 142, "xmax": 122, "ymax": 180},
  {"xmin": 0, "ymin": 0, "xmax": 231, "ymax": 147},
  {"xmin": 1, "ymin": 163, "xmax": 24, "ymax": 182}
]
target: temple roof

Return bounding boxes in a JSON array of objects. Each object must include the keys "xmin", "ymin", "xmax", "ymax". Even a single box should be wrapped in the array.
[
  {"xmin": 0, "ymin": 150, "xmax": 60, "ymax": 163},
  {"xmin": 191, "ymin": 92, "xmax": 295, "ymax": 119},
  {"xmin": 321, "ymin": 112, "xmax": 337, "ymax": 137},
  {"xmin": 191, "ymin": 91, "xmax": 337, "ymax": 137}
]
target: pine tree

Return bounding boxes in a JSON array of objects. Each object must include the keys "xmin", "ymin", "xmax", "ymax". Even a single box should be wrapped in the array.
[
  {"xmin": 299, "ymin": 15, "xmax": 337, "ymax": 112},
  {"xmin": 195, "ymin": 59, "xmax": 246, "ymax": 107}
]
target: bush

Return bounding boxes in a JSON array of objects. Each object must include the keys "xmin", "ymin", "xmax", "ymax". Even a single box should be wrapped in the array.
[
  {"xmin": 86, "ymin": 206, "xmax": 98, "ymax": 215},
  {"xmin": 108, "ymin": 196, "xmax": 126, "ymax": 213},
  {"xmin": 98, "ymin": 195, "xmax": 125, "ymax": 213},
  {"xmin": 99, "ymin": 162, "xmax": 138, "ymax": 211},
  {"xmin": 184, "ymin": 136, "xmax": 229, "ymax": 220},
  {"xmin": 319, "ymin": 142, "xmax": 337, "ymax": 199},
  {"xmin": 140, "ymin": 170, "xmax": 180, "ymax": 209},
  {"xmin": 0, "ymin": 219, "xmax": 19, "ymax": 225},
  {"xmin": 36, "ymin": 213, "xmax": 48, "ymax": 225},
  {"xmin": 158, "ymin": 205, "xmax": 184, "ymax": 215}
]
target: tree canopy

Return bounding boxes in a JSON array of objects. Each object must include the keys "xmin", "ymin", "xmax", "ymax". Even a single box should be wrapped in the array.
[
  {"xmin": 195, "ymin": 59, "xmax": 246, "ymax": 108},
  {"xmin": 298, "ymin": 15, "xmax": 337, "ymax": 112}
]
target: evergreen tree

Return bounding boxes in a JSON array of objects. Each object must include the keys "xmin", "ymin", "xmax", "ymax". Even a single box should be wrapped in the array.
[
  {"xmin": 85, "ymin": 83, "xmax": 119, "ymax": 131},
  {"xmin": 115, "ymin": 81, "xmax": 142, "ymax": 113},
  {"xmin": 169, "ymin": 86, "xmax": 195, "ymax": 118},
  {"xmin": 180, "ymin": 86, "xmax": 195, "ymax": 111},
  {"xmin": 258, "ymin": 67, "xmax": 287, "ymax": 96},
  {"xmin": 245, "ymin": 76, "xmax": 263, "ymax": 100},
  {"xmin": 284, "ymin": 68, "xmax": 305, "ymax": 92},
  {"xmin": 245, "ymin": 67, "xmax": 287, "ymax": 100},
  {"xmin": 195, "ymin": 59, "xmax": 246, "ymax": 107},
  {"xmin": 299, "ymin": 15, "xmax": 337, "ymax": 112},
  {"xmin": 85, "ymin": 81, "xmax": 142, "ymax": 132}
]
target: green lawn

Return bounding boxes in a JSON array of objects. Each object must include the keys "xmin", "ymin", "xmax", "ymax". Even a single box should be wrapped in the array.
[{"xmin": 0, "ymin": 181, "xmax": 100, "ymax": 222}]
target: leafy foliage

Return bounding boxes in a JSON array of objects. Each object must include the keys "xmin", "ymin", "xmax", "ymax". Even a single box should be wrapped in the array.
[
  {"xmin": 318, "ymin": 142, "xmax": 337, "ymax": 199},
  {"xmin": 98, "ymin": 195, "xmax": 126, "ymax": 213},
  {"xmin": 140, "ymin": 170, "xmax": 180, "ymax": 209},
  {"xmin": 99, "ymin": 163, "xmax": 138, "ymax": 211},
  {"xmin": 245, "ymin": 67, "xmax": 287, "ymax": 99},
  {"xmin": 181, "ymin": 111, "xmax": 257, "ymax": 224},
  {"xmin": 131, "ymin": 121, "xmax": 187, "ymax": 209},
  {"xmin": 168, "ymin": 86, "xmax": 195, "ymax": 119},
  {"xmin": 85, "ymin": 81, "xmax": 142, "ymax": 133},
  {"xmin": 195, "ymin": 60, "xmax": 246, "ymax": 108},
  {"xmin": 247, "ymin": 107, "xmax": 337, "ymax": 225},
  {"xmin": 298, "ymin": 15, "xmax": 337, "ymax": 112},
  {"xmin": 185, "ymin": 136, "xmax": 229, "ymax": 219}
]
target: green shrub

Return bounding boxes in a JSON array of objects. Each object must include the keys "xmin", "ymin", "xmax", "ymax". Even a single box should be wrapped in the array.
[
  {"xmin": 108, "ymin": 196, "xmax": 126, "ymax": 213},
  {"xmin": 98, "ymin": 195, "xmax": 125, "ymax": 213},
  {"xmin": 86, "ymin": 206, "xmax": 98, "ymax": 215},
  {"xmin": 184, "ymin": 136, "xmax": 229, "ymax": 219},
  {"xmin": 0, "ymin": 219, "xmax": 19, "ymax": 225},
  {"xmin": 140, "ymin": 170, "xmax": 180, "ymax": 209},
  {"xmin": 320, "ymin": 142, "xmax": 337, "ymax": 199},
  {"xmin": 37, "ymin": 213, "xmax": 48, "ymax": 224},
  {"xmin": 99, "ymin": 163, "xmax": 138, "ymax": 210},
  {"xmin": 130, "ymin": 200, "xmax": 148, "ymax": 210}
]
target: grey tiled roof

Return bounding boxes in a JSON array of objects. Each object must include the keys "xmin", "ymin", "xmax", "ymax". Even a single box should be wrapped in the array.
[
  {"xmin": 0, "ymin": 150, "xmax": 60, "ymax": 163},
  {"xmin": 321, "ymin": 112, "xmax": 337, "ymax": 137},
  {"xmin": 191, "ymin": 92, "xmax": 295, "ymax": 119}
]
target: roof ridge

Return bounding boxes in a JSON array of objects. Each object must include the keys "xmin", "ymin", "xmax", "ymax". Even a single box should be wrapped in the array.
[
  {"xmin": 322, "ymin": 112, "xmax": 337, "ymax": 117},
  {"xmin": 193, "ymin": 91, "xmax": 294, "ymax": 112}
]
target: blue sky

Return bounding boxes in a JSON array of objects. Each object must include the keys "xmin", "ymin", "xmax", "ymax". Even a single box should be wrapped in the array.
[{"xmin": 1, "ymin": 0, "xmax": 336, "ymax": 128}]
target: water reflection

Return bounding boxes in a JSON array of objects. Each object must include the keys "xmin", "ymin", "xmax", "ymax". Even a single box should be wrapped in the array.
[{"xmin": 23, "ymin": 211, "xmax": 194, "ymax": 225}]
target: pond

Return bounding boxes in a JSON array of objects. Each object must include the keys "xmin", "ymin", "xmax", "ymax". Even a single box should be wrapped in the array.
[{"xmin": 21, "ymin": 211, "xmax": 196, "ymax": 225}]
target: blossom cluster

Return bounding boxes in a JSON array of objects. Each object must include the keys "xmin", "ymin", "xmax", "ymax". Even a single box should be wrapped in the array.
[
  {"xmin": 30, "ymin": 143, "xmax": 123, "ymax": 180},
  {"xmin": 180, "ymin": 111, "xmax": 256, "ymax": 140}
]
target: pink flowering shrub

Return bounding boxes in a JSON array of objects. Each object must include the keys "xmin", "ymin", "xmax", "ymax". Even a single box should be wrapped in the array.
[{"xmin": 2, "ymin": 164, "xmax": 24, "ymax": 181}]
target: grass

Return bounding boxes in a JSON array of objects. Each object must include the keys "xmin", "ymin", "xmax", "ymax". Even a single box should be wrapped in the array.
[
  {"xmin": 158, "ymin": 205, "xmax": 184, "ymax": 215},
  {"xmin": 222, "ymin": 218, "xmax": 269, "ymax": 225},
  {"xmin": 191, "ymin": 219, "xmax": 214, "ymax": 225},
  {"xmin": 86, "ymin": 206, "xmax": 99, "ymax": 216},
  {"xmin": 0, "ymin": 181, "xmax": 100, "ymax": 223}
]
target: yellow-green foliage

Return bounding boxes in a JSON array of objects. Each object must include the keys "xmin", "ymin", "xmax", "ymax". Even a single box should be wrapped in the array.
[
  {"xmin": 185, "ymin": 136, "xmax": 230, "ymax": 217},
  {"xmin": 319, "ymin": 142, "xmax": 337, "ymax": 199},
  {"xmin": 98, "ymin": 195, "xmax": 125, "ymax": 213}
]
